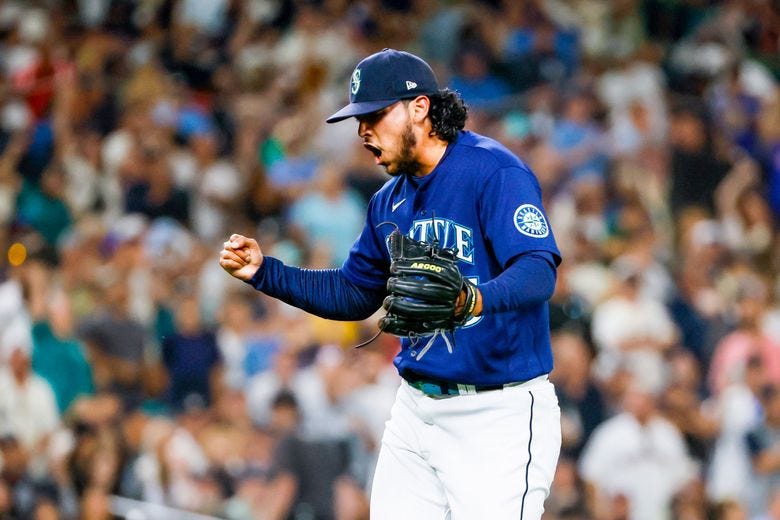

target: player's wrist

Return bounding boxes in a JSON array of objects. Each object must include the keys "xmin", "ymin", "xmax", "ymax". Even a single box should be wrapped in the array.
[
  {"xmin": 473, "ymin": 287, "xmax": 483, "ymax": 317},
  {"xmin": 455, "ymin": 281, "xmax": 479, "ymax": 321},
  {"xmin": 243, "ymin": 257, "xmax": 269, "ymax": 286}
]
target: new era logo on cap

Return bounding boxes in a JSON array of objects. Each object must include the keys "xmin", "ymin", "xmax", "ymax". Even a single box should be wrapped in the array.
[{"xmin": 326, "ymin": 49, "xmax": 440, "ymax": 123}]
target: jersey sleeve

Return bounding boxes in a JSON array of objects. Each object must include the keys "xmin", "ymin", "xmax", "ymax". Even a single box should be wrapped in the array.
[
  {"xmin": 340, "ymin": 193, "xmax": 390, "ymax": 290},
  {"xmin": 478, "ymin": 165, "xmax": 561, "ymax": 268}
]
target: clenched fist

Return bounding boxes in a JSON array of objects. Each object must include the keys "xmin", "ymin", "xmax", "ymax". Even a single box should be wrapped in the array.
[{"xmin": 219, "ymin": 234, "xmax": 263, "ymax": 281}]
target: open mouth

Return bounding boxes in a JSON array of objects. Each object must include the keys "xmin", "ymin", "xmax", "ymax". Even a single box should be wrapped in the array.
[{"xmin": 363, "ymin": 143, "xmax": 382, "ymax": 159}]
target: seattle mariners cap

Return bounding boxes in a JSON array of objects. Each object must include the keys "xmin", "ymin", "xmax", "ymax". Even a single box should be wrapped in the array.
[{"xmin": 326, "ymin": 48, "xmax": 440, "ymax": 123}]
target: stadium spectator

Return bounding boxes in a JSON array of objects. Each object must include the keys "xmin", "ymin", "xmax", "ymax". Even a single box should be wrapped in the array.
[
  {"xmin": 708, "ymin": 273, "xmax": 780, "ymax": 395},
  {"xmin": 215, "ymin": 289, "xmax": 257, "ymax": 390},
  {"xmin": 668, "ymin": 101, "xmax": 733, "ymax": 218},
  {"xmin": 161, "ymin": 295, "xmax": 222, "ymax": 413},
  {"xmin": 288, "ymin": 162, "xmax": 366, "ymax": 268},
  {"xmin": 124, "ymin": 143, "xmax": 190, "ymax": 226},
  {"xmin": 14, "ymin": 162, "xmax": 72, "ymax": 248},
  {"xmin": 76, "ymin": 277, "xmax": 150, "ymax": 411},
  {"xmin": 747, "ymin": 384, "xmax": 780, "ymax": 515},
  {"xmin": 448, "ymin": 43, "xmax": 511, "ymax": 111},
  {"xmin": 189, "ymin": 129, "xmax": 244, "ymax": 245},
  {"xmin": 24, "ymin": 260, "xmax": 94, "ymax": 414},
  {"xmin": 579, "ymin": 377, "xmax": 697, "ymax": 520},
  {"xmin": 246, "ymin": 346, "xmax": 300, "ymax": 427},
  {"xmin": 270, "ymin": 386, "xmax": 370, "ymax": 520},
  {"xmin": 591, "ymin": 256, "xmax": 678, "ymax": 394},
  {"xmin": 551, "ymin": 331, "xmax": 606, "ymax": 458},
  {"xmin": 0, "ymin": 318, "xmax": 59, "ymax": 457},
  {"xmin": 707, "ymin": 355, "xmax": 766, "ymax": 505}
]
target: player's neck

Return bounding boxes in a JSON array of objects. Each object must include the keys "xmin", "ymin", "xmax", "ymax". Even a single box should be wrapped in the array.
[{"xmin": 413, "ymin": 136, "xmax": 449, "ymax": 177}]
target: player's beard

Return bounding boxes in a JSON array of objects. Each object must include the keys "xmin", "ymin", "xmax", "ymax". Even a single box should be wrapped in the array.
[{"xmin": 386, "ymin": 122, "xmax": 422, "ymax": 177}]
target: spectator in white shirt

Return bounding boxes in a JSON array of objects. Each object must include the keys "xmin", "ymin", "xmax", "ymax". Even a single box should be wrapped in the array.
[
  {"xmin": 591, "ymin": 256, "xmax": 678, "ymax": 394},
  {"xmin": 189, "ymin": 131, "xmax": 243, "ymax": 245},
  {"xmin": 579, "ymin": 377, "xmax": 697, "ymax": 520},
  {"xmin": 0, "ymin": 318, "xmax": 59, "ymax": 471}
]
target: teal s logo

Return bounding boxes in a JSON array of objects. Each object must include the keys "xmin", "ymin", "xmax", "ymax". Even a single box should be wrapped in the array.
[{"xmin": 351, "ymin": 68, "xmax": 361, "ymax": 95}]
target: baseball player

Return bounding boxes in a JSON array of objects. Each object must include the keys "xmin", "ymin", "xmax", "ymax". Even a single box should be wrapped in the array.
[{"xmin": 220, "ymin": 49, "xmax": 562, "ymax": 519}]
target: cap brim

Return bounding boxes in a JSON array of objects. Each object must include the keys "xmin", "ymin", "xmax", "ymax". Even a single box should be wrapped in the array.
[{"xmin": 325, "ymin": 99, "xmax": 399, "ymax": 124}]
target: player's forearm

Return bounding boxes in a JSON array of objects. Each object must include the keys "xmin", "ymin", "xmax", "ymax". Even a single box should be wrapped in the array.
[
  {"xmin": 246, "ymin": 256, "xmax": 384, "ymax": 320},
  {"xmin": 477, "ymin": 251, "xmax": 557, "ymax": 314}
]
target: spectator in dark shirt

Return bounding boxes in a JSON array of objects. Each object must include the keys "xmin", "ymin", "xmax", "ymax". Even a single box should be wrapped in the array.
[
  {"xmin": 269, "ymin": 390, "xmax": 369, "ymax": 520},
  {"xmin": 161, "ymin": 296, "xmax": 222, "ymax": 413},
  {"xmin": 124, "ymin": 146, "xmax": 189, "ymax": 225},
  {"xmin": 551, "ymin": 331, "xmax": 606, "ymax": 457},
  {"xmin": 77, "ymin": 279, "xmax": 148, "ymax": 411},
  {"xmin": 668, "ymin": 103, "xmax": 731, "ymax": 217}
]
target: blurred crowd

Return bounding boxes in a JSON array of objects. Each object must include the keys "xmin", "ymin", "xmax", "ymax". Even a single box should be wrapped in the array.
[{"xmin": 0, "ymin": 0, "xmax": 779, "ymax": 519}]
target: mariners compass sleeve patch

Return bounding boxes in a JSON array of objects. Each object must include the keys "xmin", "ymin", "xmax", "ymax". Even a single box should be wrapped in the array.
[{"xmin": 513, "ymin": 204, "xmax": 549, "ymax": 238}]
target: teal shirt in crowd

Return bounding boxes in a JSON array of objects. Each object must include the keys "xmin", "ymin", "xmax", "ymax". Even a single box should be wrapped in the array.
[
  {"xmin": 31, "ymin": 321, "xmax": 95, "ymax": 413},
  {"xmin": 15, "ymin": 180, "xmax": 72, "ymax": 246}
]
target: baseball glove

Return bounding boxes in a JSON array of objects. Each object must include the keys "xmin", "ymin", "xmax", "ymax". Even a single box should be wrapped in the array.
[{"xmin": 378, "ymin": 225, "xmax": 478, "ymax": 337}]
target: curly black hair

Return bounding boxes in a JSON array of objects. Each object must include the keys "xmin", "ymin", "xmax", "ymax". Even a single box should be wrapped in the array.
[{"xmin": 427, "ymin": 88, "xmax": 468, "ymax": 142}]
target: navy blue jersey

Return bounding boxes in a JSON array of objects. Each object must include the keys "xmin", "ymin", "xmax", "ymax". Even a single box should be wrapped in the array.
[{"xmin": 341, "ymin": 131, "xmax": 561, "ymax": 385}]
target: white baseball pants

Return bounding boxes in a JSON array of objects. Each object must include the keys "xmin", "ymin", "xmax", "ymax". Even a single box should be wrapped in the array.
[{"xmin": 370, "ymin": 375, "xmax": 561, "ymax": 519}]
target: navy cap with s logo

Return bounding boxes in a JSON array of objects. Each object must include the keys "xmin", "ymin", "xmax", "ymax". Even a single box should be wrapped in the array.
[{"xmin": 326, "ymin": 49, "xmax": 440, "ymax": 124}]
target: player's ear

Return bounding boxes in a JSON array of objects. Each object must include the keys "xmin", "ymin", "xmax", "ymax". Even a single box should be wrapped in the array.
[{"xmin": 408, "ymin": 96, "xmax": 431, "ymax": 124}]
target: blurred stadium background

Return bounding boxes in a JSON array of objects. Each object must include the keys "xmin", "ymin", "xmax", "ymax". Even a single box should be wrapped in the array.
[{"xmin": 0, "ymin": 0, "xmax": 779, "ymax": 518}]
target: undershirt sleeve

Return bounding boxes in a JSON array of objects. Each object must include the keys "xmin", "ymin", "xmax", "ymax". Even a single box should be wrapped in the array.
[
  {"xmin": 477, "ymin": 251, "xmax": 557, "ymax": 314},
  {"xmin": 245, "ymin": 257, "xmax": 385, "ymax": 321}
]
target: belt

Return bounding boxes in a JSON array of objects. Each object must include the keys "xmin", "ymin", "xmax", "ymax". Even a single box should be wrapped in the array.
[{"xmin": 403, "ymin": 373, "xmax": 532, "ymax": 397}]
